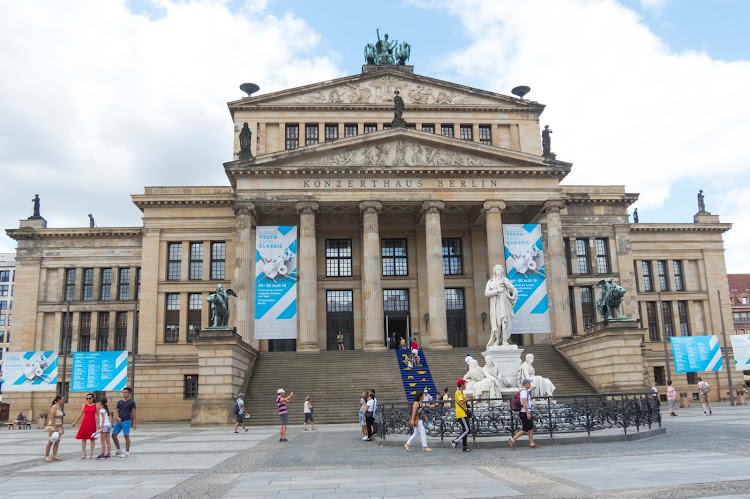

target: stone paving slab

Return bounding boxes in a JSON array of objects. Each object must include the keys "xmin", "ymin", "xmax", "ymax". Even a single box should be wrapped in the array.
[{"xmin": 19, "ymin": 450, "xmax": 234, "ymax": 472}]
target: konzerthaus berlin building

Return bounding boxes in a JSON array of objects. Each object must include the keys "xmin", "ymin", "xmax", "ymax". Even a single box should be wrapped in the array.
[{"xmin": 6, "ymin": 62, "xmax": 735, "ymax": 421}]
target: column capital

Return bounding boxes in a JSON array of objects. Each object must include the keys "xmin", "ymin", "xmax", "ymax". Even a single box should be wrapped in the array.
[
  {"xmin": 295, "ymin": 201, "xmax": 320, "ymax": 215},
  {"xmin": 232, "ymin": 201, "xmax": 256, "ymax": 217},
  {"xmin": 359, "ymin": 201, "xmax": 383, "ymax": 215},
  {"xmin": 422, "ymin": 200, "xmax": 445, "ymax": 214},
  {"xmin": 482, "ymin": 200, "xmax": 506, "ymax": 213},
  {"xmin": 543, "ymin": 200, "xmax": 566, "ymax": 214}
]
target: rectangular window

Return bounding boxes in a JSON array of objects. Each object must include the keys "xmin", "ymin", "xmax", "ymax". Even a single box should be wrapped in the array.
[
  {"xmin": 305, "ymin": 124, "xmax": 319, "ymax": 146},
  {"xmin": 576, "ymin": 238, "xmax": 590, "ymax": 274},
  {"xmin": 285, "ymin": 124, "xmax": 299, "ymax": 150},
  {"xmin": 735, "ymin": 312, "xmax": 741, "ymax": 322},
  {"xmin": 0, "ymin": 301, "xmax": 6, "ymax": 311},
  {"xmin": 189, "ymin": 243, "xmax": 203, "ymax": 280},
  {"xmin": 188, "ymin": 293, "xmax": 202, "ymax": 343},
  {"xmin": 382, "ymin": 239, "xmax": 408, "ymax": 276},
  {"xmin": 64, "ymin": 269, "xmax": 76, "ymax": 301},
  {"xmin": 686, "ymin": 372, "xmax": 697, "ymax": 384},
  {"xmin": 405, "ymin": 123, "xmax": 416, "ymax": 130},
  {"xmin": 0, "ymin": 270, "xmax": 9, "ymax": 282},
  {"xmin": 383, "ymin": 123, "xmax": 392, "ymax": 130},
  {"xmin": 326, "ymin": 290, "xmax": 353, "ymax": 312},
  {"xmin": 60, "ymin": 311, "xmax": 72, "ymax": 354},
  {"xmin": 135, "ymin": 268, "xmax": 141, "ymax": 300},
  {"xmin": 383, "ymin": 289, "xmax": 409, "ymax": 312},
  {"xmin": 100, "ymin": 268, "xmax": 112, "ymax": 301},
  {"xmin": 445, "ymin": 288, "xmax": 465, "ymax": 310},
  {"xmin": 167, "ymin": 243, "xmax": 182, "ymax": 281},
  {"xmin": 646, "ymin": 301, "xmax": 660, "ymax": 341},
  {"xmin": 580, "ymin": 286, "xmax": 595, "ymax": 329},
  {"xmin": 116, "ymin": 312, "xmax": 128, "ymax": 351},
  {"xmin": 479, "ymin": 125, "xmax": 491, "ymax": 145},
  {"xmin": 184, "ymin": 375, "xmax": 199, "ymax": 399},
  {"xmin": 442, "ymin": 238, "xmax": 463, "ymax": 275},
  {"xmin": 662, "ymin": 301, "xmax": 674, "ymax": 337},
  {"xmin": 364, "ymin": 123, "xmax": 377, "ymax": 134},
  {"xmin": 678, "ymin": 300, "xmax": 691, "ymax": 335},
  {"xmin": 441, "ymin": 124, "xmax": 454, "ymax": 137},
  {"xmin": 653, "ymin": 366, "xmax": 665, "ymax": 386},
  {"xmin": 0, "ymin": 315, "xmax": 4, "ymax": 327},
  {"xmin": 0, "ymin": 285, "xmax": 7, "ymax": 297},
  {"xmin": 79, "ymin": 312, "xmax": 91, "ymax": 352},
  {"xmin": 344, "ymin": 124, "xmax": 358, "ymax": 137},
  {"xmin": 82, "ymin": 269, "xmax": 94, "ymax": 301},
  {"xmin": 211, "ymin": 242, "xmax": 226, "ymax": 280},
  {"xmin": 459, "ymin": 124, "xmax": 473, "ymax": 140},
  {"xmin": 165, "ymin": 293, "xmax": 180, "ymax": 343},
  {"xmin": 118, "ymin": 268, "xmax": 130, "ymax": 301},
  {"xmin": 324, "ymin": 124, "xmax": 338, "ymax": 142},
  {"xmin": 325, "ymin": 239, "xmax": 352, "ymax": 277},
  {"xmin": 569, "ymin": 287, "xmax": 578, "ymax": 334},
  {"xmin": 595, "ymin": 238, "xmax": 610, "ymax": 274},
  {"xmin": 422, "ymin": 124, "xmax": 435, "ymax": 134},
  {"xmin": 564, "ymin": 238, "xmax": 572, "ymax": 275},
  {"xmin": 97, "ymin": 312, "xmax": 109, "ymax": 351},
  {"xmin": 673, "ymin": 260, "xmax": 685, "ymax": 291},
  {"xmin": 642, "ymin": 261, "xmax": 653, "ymax": 292},
  {"xmin": 657, "ymin": 260, "xmax": 669, "ymax": 291}
]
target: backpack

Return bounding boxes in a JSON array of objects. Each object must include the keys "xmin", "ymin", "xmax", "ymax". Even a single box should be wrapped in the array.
[
  {"xmin": 511, "ymin": 390, "xmax": 523, "ymax": 412},
  {"xmin": 233, "ymin": 401, "xmax": 241, "ymax": 415},
  {"xmin": 699, "ymin": 382, "xmax": 710, "ymax": 395}
]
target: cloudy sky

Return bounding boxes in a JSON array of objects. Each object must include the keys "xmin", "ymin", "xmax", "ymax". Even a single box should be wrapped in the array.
[{"xmin": 1, "ymin": 0, "xmax": 749, "ymax": 271}]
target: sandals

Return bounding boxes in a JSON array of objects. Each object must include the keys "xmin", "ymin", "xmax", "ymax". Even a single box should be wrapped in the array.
[
  {"xmin": 51, "ymin": 456, "xmax": 61, "ymax": 461},
  {"xmin": 404, "ymin": 444, "xmax": 410, "ymax": 452},
  {"xmin": 529, "ymin": 444, "xmax": 541, "ymax": 449},
  {"xmin": 423, "ymin": 447, "xmax": 433, "ymax": 452},
  {"xmin": 508, "ymin": 438, "xmax": 516, "ymax": 449},
  {"xmin": 44, "ymin": 457, "xmax": 52, "ymax": 462}
]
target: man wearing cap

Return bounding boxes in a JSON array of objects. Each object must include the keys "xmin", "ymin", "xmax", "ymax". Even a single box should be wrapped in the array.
[
  {"xmin": 509, "ymin": 379, "xmax": 540, "ymax": 449},
  {"xmin": 233, "ymin": 393, "xmax": 248, "ymax": 434},
  {"xmin": 423, "ymin": 388, "xmax": 433, "ymax": 403},
  {"xmin": 451, "ymin": 379, "xmax": 472, "ymax": 452},
  {"xmin": 276, "ymin": 388, "xmax": 294, "ymax": 442}
]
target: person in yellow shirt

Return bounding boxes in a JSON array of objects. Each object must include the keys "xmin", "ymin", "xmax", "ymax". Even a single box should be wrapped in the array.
[{"xmin": 451, "ymin": 379, "xmax": 472, "ymax": 452}]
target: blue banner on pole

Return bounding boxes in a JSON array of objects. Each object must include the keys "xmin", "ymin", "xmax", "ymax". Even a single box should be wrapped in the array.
[
  {"xmin": 671, "ymin": 335, "xmax": 723, "ymax": 373},
  {"xmin": 71, "ymin": 351, "xmax": 128, "ymax": 392},
  {"xmin": 254, "ymin": 225, "xmax": 298, "ymax": 340}
]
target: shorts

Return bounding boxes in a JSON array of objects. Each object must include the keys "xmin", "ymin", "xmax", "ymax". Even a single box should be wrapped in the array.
[
  {"xmin": 305, "ymin": 413, "xmax": 314, "ymax": 423},
  {"xmin": 235, "ymin": 414, "xmax": 245, "ymax": 424},
  {"xmin": 359, "ymin": 412, "xmax": 365, "ymax": 425},
  {"xmin": 112, "ymin": 420, "xmax": 131, "ymax": 436},
  {"xmin": 520, "ymin": 413, "xmax": 534, "ymax": 432},
  {"xmin": 279, "ymin": 413, "xmax": 288, "ymax": 425},
  {"xmin": 101, "ymin": 424, "xmax": 112, "ymax": 434}
]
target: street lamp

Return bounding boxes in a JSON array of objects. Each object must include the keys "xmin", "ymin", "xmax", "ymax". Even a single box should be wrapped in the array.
[
  {"xmin": 423, "ymin": 313, "xmax": 429, "ymax": 331},
  {"xmin": 481, "ymin": 311, "xmax": 487, "ymax": 331}
]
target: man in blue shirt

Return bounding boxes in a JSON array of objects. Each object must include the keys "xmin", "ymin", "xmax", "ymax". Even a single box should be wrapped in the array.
[{"xmin": 112, "ymin": 386, "xmax": 137, "ymax": 457}]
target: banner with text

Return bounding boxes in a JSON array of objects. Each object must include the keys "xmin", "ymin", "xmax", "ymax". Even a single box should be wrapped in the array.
[
  {"xmin": 671, "ymin": 335, "xmax": 723, "ymax": 373},
  {"xmin": 72, "ymin": 351, "xmax": 128, "ymax": 392},
  {"xmin": 255, "ymin": 226, "xmax": 298, "ymax": 340},
  {"xmin": 503, "ymin": 224, "xmax": 551, "ymax": 334},
  {"xmin": 730, "ymin": 334, "xmax": 750, "ymax": 371},
  {"xmin": 0, "ymin": 351, "xmax": 58, "ymax": 392}
]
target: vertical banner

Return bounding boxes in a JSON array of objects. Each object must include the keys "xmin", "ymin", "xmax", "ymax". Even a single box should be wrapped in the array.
[
  {"xmin": 730, "ymin": 334, "xmax": 750, "ymax": 371},
  {"xmin": 0, "ymin": 351, "xmax": 58, "ymax": 392},
  {"xmin": 255, "ymin": 226, "xmax": 298, "ymax": 340},
  {"xmin": 71, "ymin": 351, "xmax": 128, "ymax": 392},
  {"xmin": 671, "ymin": 335, "xmax": 723, "ymax": 373},
  {"xmin": 503, "ymin": 224, "xmax": 551, "ymax": 333}
]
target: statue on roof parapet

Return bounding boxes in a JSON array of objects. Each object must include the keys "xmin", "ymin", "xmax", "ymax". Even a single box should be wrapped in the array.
[
  {"xmin": 365, "ymin": 29, "xmax": 410, "ymax": 66},
  {"xmin": 698, "ymin": 189, "xmax": 706, "ymax": 213},
  {"xmin": 542, "ymin": 125, "xmax": 553, "ymax": 157},
  {"xmin": 238, "ymin": 123, "xmax": 253, "ymax": 159},
  {"xmin": 30, "ymin": 194, "xmax": 41, "ymax": 219}
]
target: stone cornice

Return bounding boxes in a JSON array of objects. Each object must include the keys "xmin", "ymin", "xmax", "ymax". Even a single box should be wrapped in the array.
[
  {"xmin": 630, "ymin": 223, "xmax": 732, "ymax": 233},
  {"xmin": 6, "ymin": 227, "xmax": 142, "ymax": 241},
  {"xmin": 132, "ymin": 196, "xmax": 234, "ymax": 212},
  {"xmin": 564, "ymin": 192, "xmax": 639, "ymax": 207}
]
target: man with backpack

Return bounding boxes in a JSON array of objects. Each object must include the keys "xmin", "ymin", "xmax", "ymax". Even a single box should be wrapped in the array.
[
  {"xmin": 509, "ymin": 379, "xmax": 540, "ymax": 449},
  {"xmin": 233, "ymin": 392, "xmax": 249, "ymax": 433},
  {"xmin": 698, "ymin": 377, "xmax": 712, "ymax": 415}
]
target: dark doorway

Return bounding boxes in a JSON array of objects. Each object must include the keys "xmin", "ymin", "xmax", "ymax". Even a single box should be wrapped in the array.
[
  {"xmin": 511, "ymin": 334, "xmax": 524, "ymax": 346},
  {"xmin": 384, "ymin": 289, "xmax": 410, "ymax": 347},
  {"xmin": 268, "ymin": 339, "xmax": 296, "ymax": 352},
  {"xmin": 445, "ymin": 288, "xmax": 467, "ymax": 348},
  {"xmin": 326, "ymin": 290, "xmax": 354, "ymax": 350}
]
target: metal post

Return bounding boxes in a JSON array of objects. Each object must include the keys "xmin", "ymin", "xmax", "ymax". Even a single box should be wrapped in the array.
[
  {"xmin": 130, "ymin": 299, "xmax": 138, "ymax": 394},
  {"xmin": 717, "ymin": 290, "xmax": 735, "ymax": 406},
  {"xmin": 657, "ymin": 292, "xmax": 672, "ymax": 384},
  {"xmin": 61, "ymin": 300, "xmax": 70, "ymax": 403}
]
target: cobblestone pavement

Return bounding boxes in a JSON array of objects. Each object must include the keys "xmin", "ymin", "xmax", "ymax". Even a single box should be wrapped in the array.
[{"xmin": 1, "ymin": 403, "xmax": 750, "ymax": 498}]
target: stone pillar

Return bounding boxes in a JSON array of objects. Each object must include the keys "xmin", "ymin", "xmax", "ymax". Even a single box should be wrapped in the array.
[
  {"xmin": 483, "ymin": 200, "xmax": 506, "ymax": 272},
  {"xmin": 423, "ymin": 201, "xmax": 449, "ymax": 349},
  {"xmin": 233, "ymin": 202, "xmax": 256, "ymax": 344},
  {"xmin": 296, "ymin": 201, "xmax": 320, "ymax": 351},
  {"xmin": 360, "ymin": 201, "xmax": 385, "ymax": 351},
  {"xmin": 543, "ymin": 201, "xmax": 573, "ymax": 340}
]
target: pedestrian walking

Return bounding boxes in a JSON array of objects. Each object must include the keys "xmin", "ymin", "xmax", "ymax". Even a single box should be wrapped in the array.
[
  {"xmin": 698, "ymin": 377, "xmax": 712, "ymax": 415},
  {"xmin": 442, "ymin": 387, "xmax": 451, "ymax": 408},
  {"xmin": 358, "ymin": 390, "xmax": 368, "ymax": 438},
  {"xmin": 399, "ymin": 336, "xmax": 406, "ymax": 349},
  {"xmin": 112, "ymin": 386, "xmax": 137, "ymax": 458},
  {"xmin": 465, "ymin": 353, "xmax": 474, "ymax": 367},
  {"xmin": 389, "ymin": 334, "xmax": 397, "ymax": 350},
  {"xmin": 303, "ymin": 396, "xmax": 316, "ymax": 431},
  {"xmin": 277, "ymin": 388, "xmax": 294, "ymax": 442},
  {"xmin": 410, "ymin": 337, "xmax": 420, "ymax": 355},
  {"xmin": 404, "ymin": 391, "xmax": 433, "ymax": 452},
  {"xmin": 44, "ymin": 395, "xmax": 65, "ymax": 462},
  {"xmin": 337, "ymin": 331, "xmax": 345, "ymax": 351},
  {"xmin": 667, "ymin": 380, "xmax": 678, "ymax": 416},
  {"xmin": 95, "ymin": 397, "xmax": 112, "ymax": 459},
  {"xmin": 71, "ymin": 392, "xmax": 98, "ymax": 459},
  {"xmin": 451, "ymin": 379, "xmax": 472, "ymax": 452},
  {"xmin": 234, "ymin": 393, "xmax": 249, "ymax": 433},
  {"xmin": 363, "ymin": 391, "xmax": 376, "ymax": 441},
  {"xmin": 509, "ymin": 379, "xmax": 540, "ymax": 449}
]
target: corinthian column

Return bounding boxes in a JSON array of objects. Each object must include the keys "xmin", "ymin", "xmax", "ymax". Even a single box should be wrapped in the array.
[
  {"xmin": 423, "ymin": 200, "xmax": 449, "ymax": 349},
  {"xmin": 233, "ymin": 202, "xmax": 256, "ymax": 344},
  {"xmin": 360, "ymin": 201, "xmax": 385, "ymax": 351},
  {"xmin": 296, "ymin": 201, "xmax": 320, "ymax": 351},
  {"xmin": 543, "ymin": 200, "xmax": 573, "ymax": 340},
  {"xmin": 483, "ymin": 200, "xmax": 506, "ymax": 271}
]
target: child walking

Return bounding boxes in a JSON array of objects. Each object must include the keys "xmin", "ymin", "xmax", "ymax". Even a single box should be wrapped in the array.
[{"xmin": 96, "ymin": 397, "xmax": 112, "ymax": 459}]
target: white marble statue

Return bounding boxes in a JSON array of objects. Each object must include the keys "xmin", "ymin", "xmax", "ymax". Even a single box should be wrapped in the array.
[
  {"xmin": 484, "ymin": 264, "xmax": 518, "ymax": 347},
  {"xmin": 464, "ymin": 358, "xmax": 503, "ymax": 401},
  {"xmin": 516, "ymin": 353, "xmax": 556, "ymax": 397},
  {"xmin": 481, "ymin": 356, "xmax": 504, "ymax": 400}
]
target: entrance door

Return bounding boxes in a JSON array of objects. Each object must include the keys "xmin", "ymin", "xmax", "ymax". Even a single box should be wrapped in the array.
[
  {"xmin": 326, "ymin": 290, "xmax": 354, "ymax": 350},
  {"xmin": 268, "ymin": 339, "xmax": 296, "ymax": 351},
  {"xmin": 445, "ymin": 288, "xmax": 467, "ymax": 348},
  {"xmin": 384, "ymin": 289, "xmax": 410, "ymax": 347}
]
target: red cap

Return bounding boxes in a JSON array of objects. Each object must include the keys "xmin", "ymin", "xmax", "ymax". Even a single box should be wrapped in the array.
[{"xmin": 456, "ymin": 379, "xmax": 466, "ymax": 388}]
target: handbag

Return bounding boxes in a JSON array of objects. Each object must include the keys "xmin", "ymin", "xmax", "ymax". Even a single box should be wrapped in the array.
[{"xmin": 408, "ymin": 413, "xmax": 418, "ymax": 427}]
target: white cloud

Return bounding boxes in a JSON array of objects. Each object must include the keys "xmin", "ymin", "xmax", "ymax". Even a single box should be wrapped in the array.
[
  {"xmin": 419, "ymin": 0, "xmax": 750, "ymax": 271},
  {"xmin": 0, "ymin": 0, "xmax": 341, "ymax": 249},
  {"xmin": 640, "ymin": 0, "xmax": 670, "ymax": 14}
]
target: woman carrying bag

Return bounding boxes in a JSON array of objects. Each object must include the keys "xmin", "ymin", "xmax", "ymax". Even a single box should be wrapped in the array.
[{"xmin": 404, "ymin": 391, "xmax": 432, "ymax": 452}]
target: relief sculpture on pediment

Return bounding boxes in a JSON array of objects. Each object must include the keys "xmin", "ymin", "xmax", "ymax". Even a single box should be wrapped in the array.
[{"xmin": 301, "ymin": 141, "xmax": 491, "ymax": 167}]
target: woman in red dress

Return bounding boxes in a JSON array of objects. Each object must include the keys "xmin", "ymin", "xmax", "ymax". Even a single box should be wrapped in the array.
[{"xmin": 71, "ymin": 393, "xmax": 98, "ymax": 459}]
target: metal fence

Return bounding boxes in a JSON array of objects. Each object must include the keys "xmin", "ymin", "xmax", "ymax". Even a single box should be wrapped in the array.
[{"xmin": 376, "ymin": 393, "xmax": 661, "ymax": 441}]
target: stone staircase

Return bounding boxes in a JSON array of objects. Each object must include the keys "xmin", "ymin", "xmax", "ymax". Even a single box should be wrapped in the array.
[{"xmin": 395, "ymin": 349, "xmax": 437, "ymax": 402}]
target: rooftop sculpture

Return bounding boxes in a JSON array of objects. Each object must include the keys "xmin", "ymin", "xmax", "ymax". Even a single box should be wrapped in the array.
[{"xmin": 364, "ymin": 29, "xmax": 410, "ymax": 66}]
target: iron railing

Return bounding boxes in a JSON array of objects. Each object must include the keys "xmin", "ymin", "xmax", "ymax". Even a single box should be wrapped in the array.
[{"xmin": 376, "ymin": 393, "xmax": 661, "ymax": 440}]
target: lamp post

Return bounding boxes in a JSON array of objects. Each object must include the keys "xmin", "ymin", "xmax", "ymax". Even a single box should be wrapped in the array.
[
  {"xmin": 481, "ymin": 311, "xmax": 487, "ymax": 331},
  {"xmin": 717, "ymin": 290, "xmax": 735, "ymax": 406},
  {"xmin": 423, "ymin": 313, "xmax": 429, "ymax": 333},
  {"xmin": 657, "ymin": 292, "xmax": 672, "ymax": 385},
  {"xmin": 130, "ymin": 297, "xmax": 138, "ymax": 395}
]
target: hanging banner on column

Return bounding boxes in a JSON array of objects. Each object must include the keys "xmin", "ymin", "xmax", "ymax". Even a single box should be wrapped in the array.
[
  {"xmin": 671, "ymin": 335, "xmax": 723, "ymax": 373},
  {"xmin": 71, "ymin": 351, "xmax": 128, "ymax": 392},
  {"xmin": 255, "ymin": 226, "xmax": 298, "ymax": 340},
  {"xmin": 503, "ymin": 224, "xmax": 551, "ymax": 334},
  {"xmin": 0, "ymin": 351, "xmax": 58, "ymax": 392},
  {"xmin": 730, "ymin": 335, "xmax": 750, "ymax": 371}
]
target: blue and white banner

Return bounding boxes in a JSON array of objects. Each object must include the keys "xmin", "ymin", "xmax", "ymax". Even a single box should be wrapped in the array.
[
  {"xmin": 730, "ymin": 335, "xmax": 750, "ymax": 371},
  {"xmin": 71, "ymin": 351, "xmax": 128, "ymax": 392},
  {"xmin": 0, "ymin": 351, "xmax": 58, "ymax": 392},
  {"xmin": 503, "ymin": 224, "xmax": 551, "ymax": 334},
  {"xmin": 255, "ymin": 226, "xmax": 298, "ymax": 340},
  {"xmin": 671, "ymin": 335, "xmax": 723, "ymax": 373}
]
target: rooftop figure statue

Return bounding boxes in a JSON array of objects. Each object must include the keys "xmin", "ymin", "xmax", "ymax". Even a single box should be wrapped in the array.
[
  {"xmin": 239, "ymin": 122, "xmax": 253, "ymax": 158},
  {"xmin": 633, "ymin": 208, "xmax": 639, "ymax": 223},
  {"xmin": 364, "ymin": 29, "xmax": 410, "ymax": 66},
  {"xmin": 88, "ymin": 214, "xmax": 95, "ymax": 228},
  {"xmin": 31, "ymin": 194, "xmax": 41, "ymax": 218},
  {"xmin": 393, "ymin": 90, "xmax": 404, "ymax": 121},
  {"xmin": 542, "ymin": 125, "xmax": 553, "ymax": 157},
  {"xmin": 698, "ymin": 190, "xmax": 706, "ymax": 212}
]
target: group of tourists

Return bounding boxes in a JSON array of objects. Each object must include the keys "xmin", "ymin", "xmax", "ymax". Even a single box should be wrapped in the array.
[
  {"xmin": 43, "ymin": 387, "xmax": 136, "ymax": 462},
  {"xmin": 358, "ymin": 389, "xmax": 378, "ymax": 441}
]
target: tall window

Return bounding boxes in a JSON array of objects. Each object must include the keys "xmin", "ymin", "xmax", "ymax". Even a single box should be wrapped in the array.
[
  {"xmin": 569, "ymin": 287, "xmax": 578, "ymax": 334},
  {"xmin": 383, "ymin": 289, "xmax": 409, "ymax": 312},
  {"xmin": 305, "ymin": 124, "xmax": 319, "ymax": 146},
  {"xmin": 382, "ymin": 239, "xmax": 408, "ymax": 276},
  {"xmin": 459, "ymin": 124, "xmax": 473, "ymax": 140},
  {"xmin": 118, "ymin": 268, "xmax": 130, "ymax": 300},
  {"xmin": 673, "ymin": 260, "xmax": 685, "ymax": 291},
  {"xmin": 188, "ymin": 293, "xmax": 202, "ymax": 343},
  {"xmin": 285, "ymin": 124, "xmax": 299, "ymax": 150},
  {"xmin": 64, "ymin": 269, "xmax": 76, "ymax": 301},
  {"xmin": 576, "ymin": 238, "xmax": 590, "ymax": 274},
  {"xmin": 642, "ymin": 261, "xmax": 653, "ymax": 292},
  {"xmin": 646, "ymin": 301, "xmax": 659, "ymax": 341},
  {"xmin": 79, "ymin": 312, "xmax": 91, "ymax": 352},
  {"xmin": 653, "ymin": 366, "xmax": 665, "ymax": 386},
  {"xmin": 0, "ymin": 315, "xmax": 4, "ymax": 326},
  {"xmin": 662, "ymin": 301, "xmax": 674, "ymax": 337},
  {"xmin": 0, "ymin": 285, "xmax": 7, "ymax": 296},
  {"xmin": 184, "ymin": 375, "xmax": 199, "ymax": 399},
  {"xmin": 678, "ymin": 300, "xmax": 691, "ymax": 335},
  {"xmin": 97, "ymin": 312, "xmax": 109, "ymax": 351},
  {"xmin": 325, "ymin": 240, "xmax": 352, "ymax": 277},
  {"xmin": 100, "ymin": 268, "xmax": 112, "ymax": 301},
  {"xmin": 165, "ymin": 293, "xmax": 180, "ymax": 343},
  {"xmin": 135, "ymin": 268, "xmax": 141, "ymax": 300},
  {"xmin": 595, "ymin": 238, "xmax": 610, "ymax": 274},
  {"xmin": 116, "ymin": 312, "xmax": 128, "ymax": 351},
  {"xmin": 324, "ymin": 124, "xmax": 338, "ymax": 142},
  {"xmin": 657, "ymin": 260, "xmax": 669, "ymax": 291},
  {"xmin": 442, "ymin": 238, "xmax": 463, "ymax": 275},
  {"xmin": 479, "ymin": 125, "xmax": 492, "ymax": 145},
  {"xmin": 344, "ymin": 124, "xmax": 358, "ymax": 137},
  {"xmin": 422, "ymin": 124, "xmax": 435, "ymax": 134},
  {"xmin": 0, "ymin": 270, "xmax": 8, "ymax": 282},
  {"xmin": 167, "ymin": 243, "xmax": 182, "ymax": 281},
  {"xmin": 364, "ymin": 123, "xmax": 377, "ymax": 134},
  {"xmin": 441, "ymin": 124, "xmax": 454, "ymax": 137},
  {"xmin": 564, "ymin": 238, "xmax": 572, "ymax": 275},
  {"xmin": 82, "ymin": 269, "xmax": 94, "ymax": 301},
  {"xmin": 61, "ymin": 312, "xmax": 72, "ymax": 354},
  {"xmin": 580, "ymin": 286, "xmax": 595, "ymax": 328},
  {"xmin": 190, "ymin": 243, "xmax": 203, "ymax": 280},
  {"xmin": 211, "ymin": 242, "xmax": 226, "ymax": 280},
  {"xmin": 686, "ymin": 372, "xmax": 697, "ymax": 384}
]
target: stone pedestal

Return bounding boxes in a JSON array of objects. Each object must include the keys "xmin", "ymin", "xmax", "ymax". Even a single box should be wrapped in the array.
[
  {"xmin": 190, "ymin": 327, "xmax": 257, "ymax": 426},
  {"xmin": 482, "ymin": 345, "xmax": 524, "ymax": 397}
]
